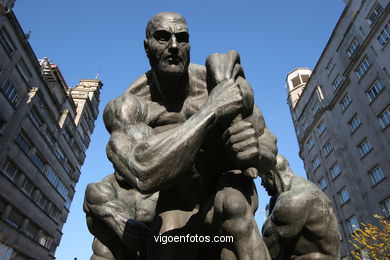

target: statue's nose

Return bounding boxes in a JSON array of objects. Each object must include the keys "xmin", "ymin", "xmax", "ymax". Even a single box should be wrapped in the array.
[{"xmin": 170, "ymin": 35, "xmax": 178, "ymax": 49}]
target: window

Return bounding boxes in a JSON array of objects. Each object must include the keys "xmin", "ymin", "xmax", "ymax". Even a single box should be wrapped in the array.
[
  {"xmin": 367, "ymin": 79, "xmax": 384, "ymax": 102},
  {"xmin": 16, "ymin": 59, "xmax": 32, "ymax": 82},
  {"xmin": 50, "ymin": 207, "xmax": 61, "ymax": 221},
  {"xmin": 57, "ymin": 181, "xmax": 69, "ymax": 198},
  {"xmin": 33, "ymin": 153, "xmax": 45, "ymax": 171},
  {"xmin": 71, "ymin": 142, "xmax": 81, "ymax": 155},
  {"xmin": 358, "ymin": 139, "xmax": 373, "ymax": 157},
  {"xmin": 38, "ymin": 232, "xmax": 52, "ymax": 249},
  {"xmin": 24, "ymin": 221, "xmax": 39, "ymax": 240},
  {"xmin": 306, "ymin": 137, "xmax": 315, "ymax": 151},
  {"xmin": 64, "ymin": 161, "xmax": 74, "ymax": 175},
  {"xmin": 379, "ymin": 107, "xmax": 390, "ymax": 128},
  {"xmin": 301, "ymin": 122, "xmax": 307, "ymax": 131},
  {"xmin": 28, "ymin": 110, "xmax": 43, "ymax": 128},
  {"xmin": 21, "ymin": 178, "xmax": 34, "ymax": 196},
  {"xmin": 0, "ymin": 29, "xmax": 14, "ymax": 55},
  {"xmin": 43, "ymin": 130, "xmax": 54, "ymax": 147},
  {"xmin": 5, "ymin": 209, "xmax": 24, "ymax": 229},
  {"xmin": 62, "ymin": 127, "xmax": 72, "ymax": 142},
  {"xmin": 349, "ymin": 115, "xmax": 362, "ymax": 132},
  {"xmin": 346, "ymin": 39, "xmax": 359, "ymax": 58},
  {"xmin": 347, "ymin": 216, "xmax": 360, "ymax": 234},
  {"xmin": 382, "ymin": 198, "xmax": 390, "ymax": 216},
  {"xmin": 317, "ymin": 121, "xmax": 327, "ymax": 135},
  {"xmin": 330, "ymin": 163, "xmax": 342, "ymax": 179},
  {"xmin": 324, "ymin": 142, "xmax": 334, "ymax": 156},
  {"xmin": 312, "ymin": 102, "xmax": 321, "ymax": 115},
  {"xmin": 340, "ymin": 96, "xmax": 352, "ymax": 110},
  {"xmin": 1, "ymin": 159, "xmax": 22, "ymax": 182},
  {"xmin": 65, "ymin": 196, "xmax": 72, "ymax": 210},
  {"xmin": 368, "ymin": 3, "xmax": 384, "ymax": 26},
  {"xmin": 355, "ymin": 57, "xmax": 371, "ymax": 79},
  {"xmin": 291, "ymin": 75, "xmax": 302, "ymax": 87},
  {"xmin": 79, "ymin": 126, "xmax": 87, "ymax": 141},
  {"xmin": 36, "ymin": 191, "xmax": 49, "ymax": 210},
  {"xmin": 377, "ymin": 19, "xmax": 390, "ymax": 46},
  {"xmin": 15, "ymin": 133, "xmax": 31, "ymax": 154},
  {"xmin": 46, "ymin": 166, "xmax": 59, "ymax": 187},
  {"xmin": 302, "ymin": 120, "xmax": 309, "ymax": 131},
  {"xmin": 312, "ymin": 156, "xmax": 321, "ymax": 170},
  {"xmin": 332, "ymin": 75, "xmax": 344, "ymax": 90},
  {"xmin": 55, "ymin": 147, "xmax": 65, "ymax": 162},
  {"xmin": 43, "ymin": 201, "xmax": 52, "ymax": 216},
  {"xmin": 325, "ymin": 59, "xmax": 335, "ymax": 75},
  {"xmin": 1, "ymin": 79, "xmax": 20, "ymax": 106},
  {"xmin": 319, "ymin": 177, "xmax": 327, "ymax": 190},
  {"xmin": 0, "ymin": 243, "xmax": 13, "ymax": 260},
  {"xmin": 339, "ymin": 187, "xmax": 350, "ymax": 204},
  {"xmin": 369, "ymin": 166, "xmax": 384, "ymax": 185}
]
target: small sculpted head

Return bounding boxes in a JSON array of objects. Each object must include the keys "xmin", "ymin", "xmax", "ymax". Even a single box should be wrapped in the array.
[
  {"xmin": 144, "ymin": 12, "xmax": 190, "ymax": 77},
  {"xmin": 261, "ymin": 154, "xmax": 293, "ymax": 196},
  {"xmin": 261, "ymin": 170, "xmax": 277, "ymax": 197}
]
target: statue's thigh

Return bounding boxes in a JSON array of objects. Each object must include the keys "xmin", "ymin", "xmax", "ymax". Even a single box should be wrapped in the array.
[
  {"xmin": 204, "ymin": 172, "xmax": 258, "ymax": 226},
  {"xmin": 91, "ymin": 237, "xmax": 115, "ymax": 260}
]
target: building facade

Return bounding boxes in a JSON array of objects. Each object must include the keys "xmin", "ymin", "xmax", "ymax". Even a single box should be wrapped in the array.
[
  {"xmin": 0, "ymin": 5, "xmax": 102, "ymax": 260},
  {"xmin": 285, "ymin": 1, "xmax": 389, "ymax": 259}
]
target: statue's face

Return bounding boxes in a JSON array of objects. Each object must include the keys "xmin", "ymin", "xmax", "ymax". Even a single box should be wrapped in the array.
[
  {"xmin": 145, "ymin": 13, "xmax": 190, "ymax": 76},
  {"xmin": 261, "ymin": 171, "xmax": 276, "ymax": 196}
]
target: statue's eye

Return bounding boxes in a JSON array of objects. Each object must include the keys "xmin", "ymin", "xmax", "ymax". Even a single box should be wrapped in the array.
[
  {"xmin": 175, "ymin": 32, "xmax": 189, "ymax": 43},
  {"xmin": 153, "ymin": 31, "xmax": 171, "ymax": 42}
]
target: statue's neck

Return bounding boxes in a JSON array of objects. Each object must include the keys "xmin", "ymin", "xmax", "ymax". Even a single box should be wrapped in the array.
[{"xmin": 152, "ymin": 70, "xmax": 188, "ymax": 110}]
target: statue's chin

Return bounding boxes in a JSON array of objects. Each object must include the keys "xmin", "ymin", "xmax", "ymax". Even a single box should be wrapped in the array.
[{"xmin": 154, "ymin": 62, "xmax": 188, "ymax": 77}]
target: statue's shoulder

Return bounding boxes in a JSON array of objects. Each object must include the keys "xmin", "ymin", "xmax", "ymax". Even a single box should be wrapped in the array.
[
  {"xmin": 85, "ymin": 175, "xmax": 117, "ymax": 206},
  {"xmin": 188, "ymin": 63, "xmax": 207, "ymax": 83},
  {"xmin": 127, "ymin": 72, "xmax": 150, "ymax": 97},
  {"xmin": 103, "ymin": 86, "xmax": 148, "ymax": 133}
]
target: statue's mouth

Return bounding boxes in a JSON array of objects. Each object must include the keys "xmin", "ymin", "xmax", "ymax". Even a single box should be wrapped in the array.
[{"xmin": 166, "ymin": 55, "xmax": 181, "ymax": 65}]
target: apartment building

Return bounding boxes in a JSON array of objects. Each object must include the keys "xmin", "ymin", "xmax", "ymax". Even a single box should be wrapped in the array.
[
  {"xmin": 285, "ymin": 1, "xmax": 389, "ymax": 258},
  {"xmin": 0, "ymin": 5, "xmax": 102, "ymax": 259}
]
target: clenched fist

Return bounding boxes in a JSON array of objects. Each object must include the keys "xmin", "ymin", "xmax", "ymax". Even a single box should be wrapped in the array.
[{"xmin": 223, "ymin": 120, "xmax": 260, "ymax": 178}]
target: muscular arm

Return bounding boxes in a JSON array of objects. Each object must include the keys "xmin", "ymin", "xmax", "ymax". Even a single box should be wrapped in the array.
[
  {"xmin": 104, "ymin": 79, "xmax": 242, "ymax": 193},
  {"xmin": 224, "ymin": 81, "xmax": 277, "ymax": 177},
  {"xmin": 263, "ymin": 192, "xmax": 311, "ymax": 257},
  {"xmin": 245, "ymin": 104, "xmax": 277, "ymax": 175},
  {"xmin": 83, "ymin": 180, "xmax": 150, "ymax": 252}
]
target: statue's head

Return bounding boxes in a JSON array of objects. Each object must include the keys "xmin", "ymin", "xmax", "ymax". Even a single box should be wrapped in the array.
[
  {"xmin": 260, "ymin": 154, "xmax": 294, "ymax": 196},
  {"xmin": 144, "ymin": 12, "xmax": 190, "ymax": 77},
  {"xmin": 261, "ymin": 170, "xmax": 277, "ymax": 197}
]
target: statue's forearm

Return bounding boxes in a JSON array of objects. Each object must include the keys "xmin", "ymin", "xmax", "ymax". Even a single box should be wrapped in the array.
[
  {"xmin": 257, "ymin": 127, "xmax": 277, "ymax": 174},
  {"xmin": 111, "ymin": 106, "xmax": 217, "ymax": 193}
]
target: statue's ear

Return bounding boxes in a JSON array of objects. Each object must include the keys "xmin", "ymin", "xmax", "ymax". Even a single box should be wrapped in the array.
[{"xmin": 144, "ymin": 39, "xmax": 150, "ymax": 57}]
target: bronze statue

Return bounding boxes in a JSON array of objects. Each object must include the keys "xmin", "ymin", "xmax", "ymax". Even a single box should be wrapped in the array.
[
  {"xmin": 84, "ymin": 11, "xmax": 340, "ymax": 260},
  {"xmin": 261, "ymin": 154, "xmax": 340, "ymax": 259}
]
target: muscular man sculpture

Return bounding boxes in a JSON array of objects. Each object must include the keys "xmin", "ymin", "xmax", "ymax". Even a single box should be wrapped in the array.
[
  {"xmin": 261, "ymin": 154, "xmax": 340, "ymax": 259},
  {"xmin": 85, "ymin": 11, "xmax": 278, "ymax": 260}
]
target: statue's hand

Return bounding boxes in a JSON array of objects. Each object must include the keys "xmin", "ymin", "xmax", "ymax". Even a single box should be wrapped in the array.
[
  {"xmin": 223, "ymin": 120, "xmax": 259, "ymax": 178},
  {"xmin": 206, "ymin": 78, "xmax": 243, "ymax": 121},
  {"xmin": 206, "ymin": 50, "xmax": 244, "ymax": 86}
]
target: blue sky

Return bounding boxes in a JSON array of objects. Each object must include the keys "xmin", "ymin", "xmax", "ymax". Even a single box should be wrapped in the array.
[{"xmin": 14, "ymin": 1, "xmax": 345, "ymax": 259}]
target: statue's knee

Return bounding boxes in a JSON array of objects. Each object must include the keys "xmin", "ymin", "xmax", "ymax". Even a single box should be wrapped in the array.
[
  {"xmin": 85, "ymin": 181, "xmax": 116, "ymax": 206},
  {"xmin": 92, "ymin": 238, "xmax": 115, "ymax": 259},
  {"xmin": 221, "ymin": 188, "xmax": 249, "ymax": 219}
]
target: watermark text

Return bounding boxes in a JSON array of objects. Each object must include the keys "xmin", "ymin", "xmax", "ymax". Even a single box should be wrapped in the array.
[{"xmin": 153, "ymin": 234, "xmax": 234, "ymax": 245}]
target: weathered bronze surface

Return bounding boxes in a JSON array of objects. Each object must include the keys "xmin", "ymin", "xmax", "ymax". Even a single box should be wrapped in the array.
[{"xmin": 83, "ymin": 12, "xmax": 339, "ymax": 260}]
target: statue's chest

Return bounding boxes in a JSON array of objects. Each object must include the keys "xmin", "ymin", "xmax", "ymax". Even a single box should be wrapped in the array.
[{"xmin": 145, "ymin": 95, "xmax": 207, "ymax": 133}]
